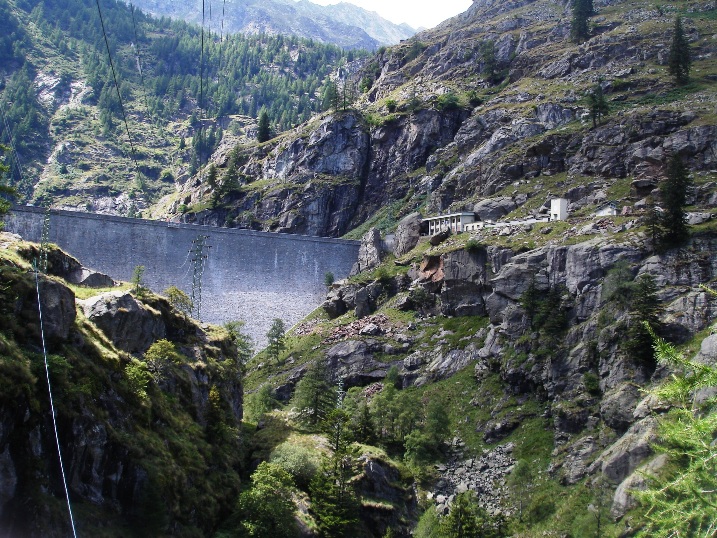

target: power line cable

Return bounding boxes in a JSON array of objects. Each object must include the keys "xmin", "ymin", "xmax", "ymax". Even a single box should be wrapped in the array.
[
  {"xmin": 94, "ymin": 0, "xmax": 142, "ymax": 178},
  {"xmin": 0, "ymin": 98, "xmax": 27, "ymax": 186},
  {"xmin": 34, "ymin": 261, "xmax": 78, "ymax": 538},
  {"xmin": 128, "ymin": 1, "xmax": 153, "ymax": 125}
]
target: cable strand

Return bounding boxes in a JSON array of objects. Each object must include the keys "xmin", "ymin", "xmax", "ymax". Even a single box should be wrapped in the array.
[{"xmin": 34, "ymin": 263, "xmax": 78, "ymax": 538}]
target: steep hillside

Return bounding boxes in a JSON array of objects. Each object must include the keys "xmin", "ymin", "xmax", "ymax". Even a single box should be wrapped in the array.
[
  {"xmin": 131, "ymin": 0, "xmax": 416, "ymax": 49},
  {"xmin": 0, "ymin": 233, "xmax": 244, "ymax": 537},
  {"xmin": 172, "ymin": 0, "xmax": 716, "ymax": 237},
  {"xmin": 0, "ymin": 0, "xmax": 357, "ymax": 213}
]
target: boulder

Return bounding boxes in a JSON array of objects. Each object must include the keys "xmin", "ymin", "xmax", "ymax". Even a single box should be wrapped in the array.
[
  {"xmin": 79, "ymin": 291, "xmax": 166, "ymax": 354},
  {"xmin": 393, "ymin": 212, "xmax": 423, "ymax": 257},
  {"xmin": 70, "ymin": 268, "xmax": 115, "ymax": 288},
  {"xmin": 591, "ymin": 417, "xmax": 658, "ymax": 484},
  {"xmin": 611, "ymin": 454, "xmax": 668, "ymax": 519},
  {"xmin": 355, "ymin": 282, "xmax": 383, "ymax": 319},
  {"xmin": 38, "ymin": 278, "xmax": 77, "ymax": 341},
  {"xmin": 350, "ymin": 228, "xmax": 385, "ymax": 276},
  {"xmin": 600, "ymin": 383, "xmax": 641, "ymax": 433},
  {"xmin": 473, "ymin": 197, "xmax": 517, "ymax": 221},
  {"xmin": 429, "ymin": 226, "xmax": 451, "ymax": 246}
]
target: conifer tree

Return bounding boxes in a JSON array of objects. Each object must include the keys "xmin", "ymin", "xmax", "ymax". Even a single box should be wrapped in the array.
[
  {"xmin": 571, "ymin": 0, "xmax": 592, "ymax": 43},
  {"xmin": 659, "ymin": 154, "xmax": 692, "ymax": 248},
  {"xmin": 623, "ymin": 274, "xmax": 662, "ymax": 365},
  {"xmin": 0, "ymin": 145, "xmax": 16, "ymax": 230},
  {"xmin": 292, "ymin": 360, "xmax": 334, "ymax": 426},
  {"xmin": 266, "ymin": 317, "xmax": 286, "ymax": 363},
  {"xmin": 587, "ymin": 81, "xmax": 609, "ymax": 128},
  {"xmin": 257, "ymin": 108, "xmax": 271, "ymax": 142},
  {"xmin": 668, "ymin": 16, "xmax": 691, "ymax": 85}
]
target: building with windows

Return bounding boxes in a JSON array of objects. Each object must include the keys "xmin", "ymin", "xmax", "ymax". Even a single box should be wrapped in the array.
[{"xmin": 423, "ymin": 212, "xmax": 476, "ymax": 235}]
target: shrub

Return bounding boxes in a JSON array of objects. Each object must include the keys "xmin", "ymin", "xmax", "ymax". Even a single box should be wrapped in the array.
[
  {"xmin": 270, "ymin": 442, "xmax": 321, "ymax": 489},
  {"xmin": 164, "ymin": 285, "xmax": 193, "ymax": 315},
  {"xmin": 385, "ymin": 99, "xmax": 397, "ymax": 112},
  {"xmin": 436, "ymin": 92, "xmax": 460, "ymax": 111},
  {"xmin": 125, "ymin": 359, "xmax": 151, "ymax": 401},
  {"xmin": 465, "ymin": 238, "xmax": 482, "ymax": 253},
  {"xmin": 583, "ymin": 372, "xmax": 601, "ymax": 395}
]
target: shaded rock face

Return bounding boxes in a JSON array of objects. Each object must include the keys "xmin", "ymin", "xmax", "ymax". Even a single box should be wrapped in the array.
[
  {"xmin": 38, "ymin": 277, "xmax": 77, "ymax": 341},
  {"xmin": 355, "ymin": 455, "xmax": 418, "ymax": 537},
  {"xmin": 440, "ymin": 249, "xmax": 490, "ymax": 317},
  {"xmin": 79, "ymin": 291, "xmax": 166, "ymax": 354}
]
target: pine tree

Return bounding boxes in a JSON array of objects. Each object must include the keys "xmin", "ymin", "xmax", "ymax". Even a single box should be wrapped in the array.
[
  {"xmin": 571, "ymin": 0, "xmax": 592, "ymax": 43},
  {"xmin": 292, "ymin": 360, "xmax": 334, "ymax": 426},
  {"xmin": 587, "ymin": 81, "xmax": 609, "ymax": 128},
  {"xmin": 623, "ymin": 274, "xmax": 663, "ymax": 365},
  {"xmin": 257, "ymin": 108, "xmax": 271, "ymax": 142},
  {"xmin": 659, "ymin": 154, "xmax": 692, "ymax": 248},
  {"xmin": 0, "ymin": 145, "xmax": 17, "ymax": 230},
  {"xmin": 668, "ymin": 16, "xmax": 691, "ymax": 85},
  {"xmin": 266, "ymin": 317, "xmax": 286, "ymax": 363}
]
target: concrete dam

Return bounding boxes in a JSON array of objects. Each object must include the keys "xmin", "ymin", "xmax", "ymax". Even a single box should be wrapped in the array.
[{"xmin": 7, "ymin": 206, "xmax": 360, "ymax": 347}]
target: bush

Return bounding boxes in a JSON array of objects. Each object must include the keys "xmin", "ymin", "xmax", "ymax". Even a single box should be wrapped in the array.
[
  {"xmin": 125, "ymin": 359, "xmax": 151, "ymax": 401},
  {"xmin": 436, "ymin": 92, "xmax": 460, "ymax": 111},
  {"xmin": 270, "ymin": 442, "xmax": 321, "ymax": 489},
  {"xmin": 583, "ymin": 372, "xmax": 601, "ymax": 395},
  {"xmin": 385, "ymin": 99, "xmax": 397, "ymax": 112},
  {"xmin": 465, "ymin": 238, "xmax": 482, "ymax": 253}
]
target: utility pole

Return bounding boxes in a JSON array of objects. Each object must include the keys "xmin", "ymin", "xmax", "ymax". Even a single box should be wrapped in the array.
[{"xmin": 189, "ymin": 234, "xmax": 211, "ymax": 321}]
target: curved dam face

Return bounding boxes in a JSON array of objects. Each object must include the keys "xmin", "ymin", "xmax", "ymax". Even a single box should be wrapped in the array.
[{"xmin": 7, "ymin": 207, "xmax": 359, "ymax": 347}]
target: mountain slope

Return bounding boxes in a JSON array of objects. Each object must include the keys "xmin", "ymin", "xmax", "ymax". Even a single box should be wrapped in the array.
[
  {"xmin": 130, "ymin": 0, "xmax": 417, "ymax": 49},
  {"xmin": 0, "ymin": 0, "xmax": 356, "ymax": 213},
  {"xmin": 169, "ymin": 0, "xmax": 716, "ymax": 237}
]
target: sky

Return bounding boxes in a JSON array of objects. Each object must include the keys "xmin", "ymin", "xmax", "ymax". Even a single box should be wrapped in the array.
[{"xmin": 306, "ymin": 0, "xmax": 473, "ymax": 30}]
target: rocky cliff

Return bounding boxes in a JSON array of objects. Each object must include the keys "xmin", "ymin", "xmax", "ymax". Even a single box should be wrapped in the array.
[
  {"xmin": 174, "ymin": 0, "xmax": 716, "ymax": 238},
  {"xmin": 0, "ymin": 233, "xmax": 243, "ymax": 537},
  {"xmin": 244, "ymin": 219, "xmax": 717, "ymax": 531}
]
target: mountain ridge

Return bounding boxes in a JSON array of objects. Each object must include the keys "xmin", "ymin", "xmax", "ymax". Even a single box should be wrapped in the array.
[{"xmin": 129, "ymin": 0, "xmax": 417, "ymax": 50}]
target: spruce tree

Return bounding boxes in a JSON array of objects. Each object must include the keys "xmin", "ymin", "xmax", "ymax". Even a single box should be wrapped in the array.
[
  {"xmin": 587, "ymin": 81, "xmax": 609, "ymax": 128},
  {"xmin": 266, "ymin": 317, "xmax": 286, "ymax": 363},
  {"xmin": 623, "ymin": 274, "xmax": 663, "ymax": 365},
  {"xmin": 257, "ymin": 108, "xmax": 271, "ymax": 142},
  {"xmin": 668, "ymin": 16, "xmax": 691, "ymax": 85},
  {"xmin": 571, "ymin": 0, "xmax": 592, "ymax": 43},
  {"xmin": 292, "ymin": 360, "xmax": 334, "ymax": 426},
  {"xmin": 659, "ymin": 154, "xmax": 692, "ymax": 248}
]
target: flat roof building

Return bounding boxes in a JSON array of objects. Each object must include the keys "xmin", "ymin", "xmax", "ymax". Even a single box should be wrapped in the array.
[{"xmin": 423, "ymin": 212, "xmax": 476, "ymax": 235}]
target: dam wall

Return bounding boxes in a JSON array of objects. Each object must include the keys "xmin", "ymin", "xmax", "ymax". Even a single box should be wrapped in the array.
[{"xmin": 6, "ymin": 206, "xmax": 360, "ymax": 347}]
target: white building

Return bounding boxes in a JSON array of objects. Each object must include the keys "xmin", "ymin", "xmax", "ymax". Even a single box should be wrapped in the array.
[
  {"xmin": 595, "ymin": 201, "xmax": 619, "ymax": 217},
  {"xmin": 550, "ymin": 198, "xmax": 568, "ymax": 221},
  {"xmin": 423, "ymin": 212, "xmax": 476, "ymax": 235}
]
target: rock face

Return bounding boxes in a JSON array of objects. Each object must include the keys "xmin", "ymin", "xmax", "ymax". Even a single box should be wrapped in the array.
[
  {"xmin": 0, "ymin": 243, "xmax": 243, "ymax": 537},
  {"xmin": 351, "ymin": 227, "xmax": 385, "ymax": 275},
  {"xmin": 79, "ymin": 291, "xmax": 166, "ymax": 354},
  {"xmin": 393, "ymin": 212, "xmax": 423, "ymax": 257},
  {"xmin": 474, "ymin": 197, "xmax": 516, "ymax": 221},
  {"xmin": 37, "ymin": 277, "xmax": 77, "ymax": 341}
]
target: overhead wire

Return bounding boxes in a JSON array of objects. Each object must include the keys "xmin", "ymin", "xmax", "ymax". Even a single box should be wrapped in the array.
[
  {"xmin": 128, "ymin": 1, "xmax": 153, "ymax": 126},
  {"xmin": 34, "ymin": 262, "xmax": 78, "ymax": 538},
  {"xmin": 94, "ymin": 0, "xmax": 143, "ymax": 179},
  {"xmin": 0, "ymin": 98, "xmax": 27, "ymax": 187}
]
